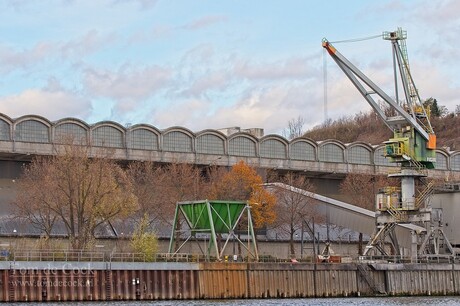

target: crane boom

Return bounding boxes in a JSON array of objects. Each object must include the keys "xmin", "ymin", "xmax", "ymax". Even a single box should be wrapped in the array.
[
  {"xmin": 321, "ymin": 29, "xmax": 457, "ymax": 261},
  {"xmin": 322, "ymin": 29, "xmax": 436, "ymax": 169}
]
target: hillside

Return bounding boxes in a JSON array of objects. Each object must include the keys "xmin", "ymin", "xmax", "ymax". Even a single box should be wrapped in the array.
[{"xmin": 305, "ymin": 111, "xmax": 460, "ymax": 151}]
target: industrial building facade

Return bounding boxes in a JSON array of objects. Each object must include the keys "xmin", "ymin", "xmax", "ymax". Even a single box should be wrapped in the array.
[{"xmin": 1, "ymin": 113, "xmax": 459, "ymax": 173}]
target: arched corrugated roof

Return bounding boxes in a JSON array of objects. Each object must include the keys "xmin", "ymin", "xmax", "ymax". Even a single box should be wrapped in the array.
[
  {"xmin": 91, "ymin": 120, "xmax": 126, "ymax": 132},
  {"xmin": 54, "ymin": 117, "xmax": 91, "ymax": 129},
  {"xmin": 162, "ymin": 126, "xmax": 195, "ymax": 138},
  {"xmin": 14, "ymin": 114, "xmax": 52, "ymax": 127},
  {"xmin": 129, "ymin": 123, "xmax": 161, "ymax": 135}
]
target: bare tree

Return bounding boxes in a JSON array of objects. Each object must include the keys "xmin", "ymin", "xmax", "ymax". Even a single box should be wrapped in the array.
[
  {"xmin": 159, "ymin": 162, "xmax": 209, "ymax": 250},
  {"xmin": 14, "ymin": 162, "xmax": 58, "ymax": 239},
  {"xmin": 339, "ymin": 173, "xmax": 391, "ymax": 210},
  {"xmin": 127, "ymin": 161, "xmax": 169, "ymax": 226},
  {"xmin": 160, "ymin": 162, "xmax": 208, "ymax": 215},
  {"xmin": 272, "ymin": 173, "xmax": 321, "ymax": 258},
  {"xmin": 129, "ymin": 161, "xmax": 213, "ymax": 250},
  {"xmin": 283, "ymin": 116, "xmax": 305, "ymax": 140},
  {"xmin": 14, "ymin": 144, "xmax": 137, "ymax": 249}
]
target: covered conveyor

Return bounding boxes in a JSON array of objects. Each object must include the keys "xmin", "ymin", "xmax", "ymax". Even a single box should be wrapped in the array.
[{"xmin": 265, "ymin": 183, "xmax": 426, "ymax": 254}]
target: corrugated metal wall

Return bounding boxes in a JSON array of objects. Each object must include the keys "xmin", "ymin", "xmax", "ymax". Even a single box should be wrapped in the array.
[
  {"xmin": 0, "ymin": 262, "xmax": 459, "ymax": 301},
  {"xmin": 249, "ymin": 263, "xmax": 316, "ymax": 298},
  {"xmin": 386, "ymin": 269, "xmax": 457, "ymax": 295},
  {"xmin": 198, "ymin": 263, "xmax": 248, "ymax": 299},
  {"xmin": 108, "ymin": 270, "xmax": 199, "ymax": 300},
  {"xmin": 2, "ymin": 268, "xmax": 200, "ymax": 302}
]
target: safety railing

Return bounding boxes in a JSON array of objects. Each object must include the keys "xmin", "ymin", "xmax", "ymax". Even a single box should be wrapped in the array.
[
  {"xmin": 12, "ymin": 250, "xmax": 105, "ymax": 262},
  {"xmin": 4, "ymin": 250, "xmax": 459, "ymax": 264},
  {"xmin": 109, "ymin": 252, "xmax": 207, "ymax": 263}
]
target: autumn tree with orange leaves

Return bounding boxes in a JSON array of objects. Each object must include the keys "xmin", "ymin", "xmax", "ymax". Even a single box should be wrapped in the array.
[{"xmin": 208, "ymin": 160, "xmax": 276, "ymax": 228}]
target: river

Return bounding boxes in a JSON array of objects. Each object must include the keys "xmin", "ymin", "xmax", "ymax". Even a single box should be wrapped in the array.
[{"xmin": 11, "ymin": 296, "xmax": 460, "ymax": 306}]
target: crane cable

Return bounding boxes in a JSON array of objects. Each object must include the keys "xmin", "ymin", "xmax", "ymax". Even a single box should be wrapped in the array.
[
  {"xmin": 323, "ymin": 33, "xmax": 382, "ymax": 123},
  {"xmin": 323, "ymin": 48, "xmax": 328, "ymax": 123},
  {"xmin": 329, "ymin": 34, "xmax": 382, "ymax": 44}
]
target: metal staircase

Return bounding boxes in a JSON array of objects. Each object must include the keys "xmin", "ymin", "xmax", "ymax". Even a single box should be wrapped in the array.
[
  {"xmin": 399, "ymin": 144, "xmax": 426, "ymax": 171},
  {"xmin": 415, "ymin": 181, "xmax": 434, "ymax": 209},
  {"xmin": 386, "ymin": 206, "xmax": 406, "ymax": 222},
  {"xmin": 357, "ymin": 264, "xmax": 387, "ymax": 295}
]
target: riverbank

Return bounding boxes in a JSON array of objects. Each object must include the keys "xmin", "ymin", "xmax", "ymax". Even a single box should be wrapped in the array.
[{"xmin": 1, "ymin": 260, "xmax": 459, "ymax": 302}]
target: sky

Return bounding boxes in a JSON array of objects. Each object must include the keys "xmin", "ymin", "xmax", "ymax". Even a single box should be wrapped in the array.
[{"xmin": 1, "ymin": 0, "xmax": 459, "ymax": 135}]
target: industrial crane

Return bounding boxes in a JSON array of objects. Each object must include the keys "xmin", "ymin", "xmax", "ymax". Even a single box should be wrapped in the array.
[
  {"xmin": 322, "ymin": 28, "xmax": 436, "ymax": 169},
  {"xmin": 322, "ymin": 28, "xmax": 454, "ymax": 261}
]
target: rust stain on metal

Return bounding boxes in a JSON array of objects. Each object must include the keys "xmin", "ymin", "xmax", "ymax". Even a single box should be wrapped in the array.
[{"xmin": 1, "ymin": 263, "xmax": 459, "ymax": 301}]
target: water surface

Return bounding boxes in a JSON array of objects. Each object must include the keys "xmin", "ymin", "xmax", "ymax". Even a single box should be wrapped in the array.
[{"xmin": 12, "ymin": 296, "xmax": 460, "ymax": 306}]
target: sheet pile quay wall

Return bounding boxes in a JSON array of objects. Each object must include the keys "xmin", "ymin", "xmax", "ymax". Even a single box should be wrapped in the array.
[{"xmin": 0, "ymin": 262, "xmax": 458, "ymax": 302}]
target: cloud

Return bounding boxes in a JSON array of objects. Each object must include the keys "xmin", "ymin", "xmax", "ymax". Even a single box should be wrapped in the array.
[
  {"xmin": 412, "ymin": 0, "xmax": 460, "ymax": 24},
  {"xmin": 181, "ymin": 44, "xmax": 215, "ymax": 64},
  {"xmin": 411, "ymin": 62, "xmax": 460, "ymax": 111},
  {"xmin": 0, "ymin": 78, "xmax": 92, "ymax": 120},
  {"xmin": 128, "ymin": 25, "xmax": 174, "ymax": 44},
  {"xmin": 0, "ymin": 30, "xmax": 116, "ymax": 74},
  {"xmin": 83, "ymin": 64, "xmax": 173, "ymax": 113},
  {"xmin": 209, "ymin": 82, "xmax": 323, "ymax": 134},
  {"xmin": 179, "ymin": 70, "xmax": 232, "ymax": 98},
  {"xmin": 4, "ymin": 0, "xmax": 458, "ymax": 138},
  {"xmin": 152, "ymin": 81, "xmax": 321, "ymax": 134},
  {"xmin": 379, "ymin": 0, "xmax": 406, "ymax": 10},
  {"xmin": 325, "ymin": 74, "xmax": 374, "ymax": 119},
  {"xmin": 175, "ymin": 47, "xmax": 320, "ymax": 99},
  {"xmin": 162, "ymin": 46, "xmax": 325, "ymax": 132},
  {"xmin": 233, "ymin": 56, "xmax": 318, "ymax": 81},
  {"xmin": 60, "ymin": 30, "xmax": 117, "ymax": 59},
  {"xmin": 112, "ymin": 0, "xmax": 159, "ymax": 10},
  {"xmin": 150, "ymin": 98, "xmax": 212, "ymax": 130},
  {"xmin": 3, "ymin": 0, "xmax": 33, "ymax": 11},
  {"xmin": 0, "ymin": 42, "xmax": 54, "ymax": 73},
  {"xmin": 182, "ymin": 15, "xmax": 228, "ymax": 31},
  {"xmin": 403, "ymin": 0, "xmax": 460, "ymax": 63},
  {"xmin": 173, "ymin": 44, "xmax": 234, "ymax": 98}
]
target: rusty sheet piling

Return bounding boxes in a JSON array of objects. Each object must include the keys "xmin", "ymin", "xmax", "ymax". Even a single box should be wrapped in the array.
[{"xmin": 0, "ymin": 262, "xmax": 459, "ymax": 302}]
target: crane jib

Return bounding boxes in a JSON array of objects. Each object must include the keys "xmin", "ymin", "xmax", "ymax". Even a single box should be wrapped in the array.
[{"xmin": 322, "ymin": 31, "xmax": 436, "ymax": 168}]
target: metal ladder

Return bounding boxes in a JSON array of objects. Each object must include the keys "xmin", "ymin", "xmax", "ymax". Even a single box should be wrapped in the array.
[
  {"xmin": 399, "ymin": 31, "xmax": 418, "ymax": 110},
  {"xmin": 105, "ymin": 270, "xmax": 112, "ymax": 300},
  {"xmin": 8, "ymin": 270, "xmax": 15, "ymax": 302}
]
